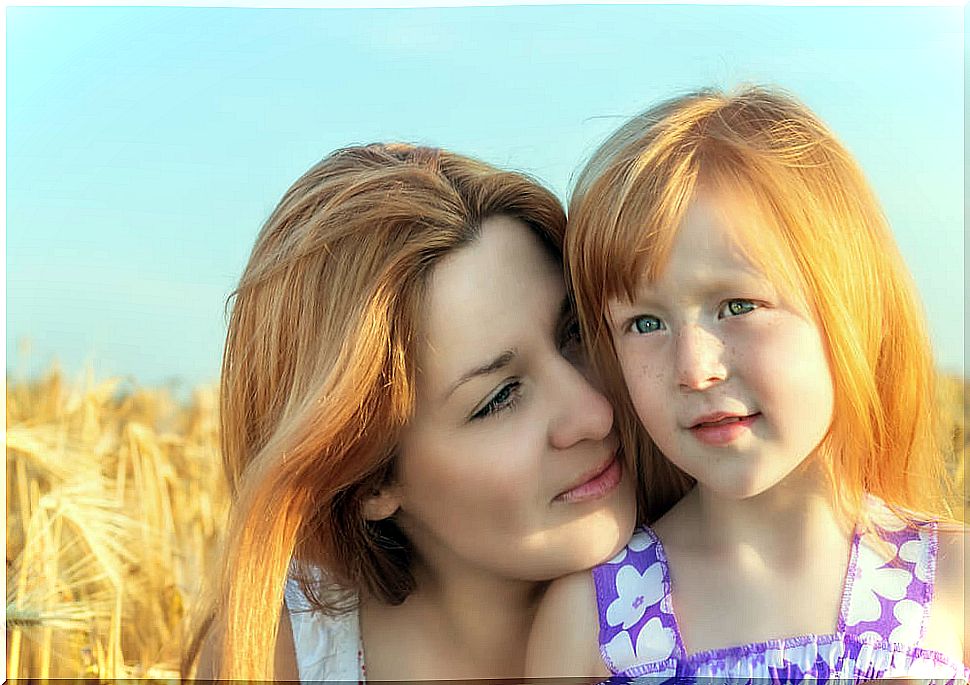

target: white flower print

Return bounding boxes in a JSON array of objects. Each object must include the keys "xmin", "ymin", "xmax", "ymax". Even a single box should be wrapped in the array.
[
  {"xmin": 889, "ymin": 598, "xmax": 923, "ymax": 644},
  {"xmin": 606, "ymin": 563, "xmax": 665, "ymax": 629},
  {"xmin": 897, "ymin": 530, "xmax": 932, "ymax": 584},
  {"xmin": 764, "ymin": 645, "xmax": 787, "ymax": 669},
  {"xmin": 634, "ymin": 616, "xmax": 677, "ymax": 662},
  {"xmin": 817, "ymin": 639, "xmax": 845, "ymax": 668},
  {"xmin": 845, "ymin": 542, "xmax": 914, "ymax": 626},
  {"xmin": 897, "ymin": 539, "xmax": 919, "ymax": 564},
  {"xmin": 602, "ymin": 619, "xmax": 675, "ymax": 671},
  {"xmin": 707, "ymin": 659, "xmax": 754, "ymax": 685},
  {"xmin": 658, "ymin": 592, "xmax": 675, "ymax": 615},
  {"xmin": 603, "ymin": 630, "xmax": 639, "ymax": 672},
  {"xmin": 789, "ymin": 639, "xmax": 819, "ymax": 672},
  {"xmin": 606, "ymin": 529, "xmax": 654, "ymax": 565},
  {"xmin": 857, "ymin": 629, "xmax": 884, "ymax": 643}
]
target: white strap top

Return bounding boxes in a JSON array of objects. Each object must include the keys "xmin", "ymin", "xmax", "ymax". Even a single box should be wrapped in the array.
[{"xmin": 283, "ymin": 576, "xmax": 366, "ymax": 682}]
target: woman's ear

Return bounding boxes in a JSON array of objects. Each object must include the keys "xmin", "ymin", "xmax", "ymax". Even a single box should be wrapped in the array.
[{"xmin": 362, "ymin": 484, "xmax": 402, "ymax": 521}]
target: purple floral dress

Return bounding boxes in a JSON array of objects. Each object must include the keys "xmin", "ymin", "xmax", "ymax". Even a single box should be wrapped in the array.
[{"xmin": 593, "ymin": 496, "xmax": 969, "ymax": 683}]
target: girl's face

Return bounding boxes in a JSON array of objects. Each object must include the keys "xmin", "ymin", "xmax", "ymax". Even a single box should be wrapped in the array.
[
  {"xmin": 376, "ymin": 215, "xmax": 637, "ymax": 581},
  {"xmin": 607, "ymin": 187, "xmax": 835, "ymax": 500}
]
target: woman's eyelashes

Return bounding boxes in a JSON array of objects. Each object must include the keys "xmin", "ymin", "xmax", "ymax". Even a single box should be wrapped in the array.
[
  {"xmin": 469, "ymin": 316, "xmax": 581, "ymax": 423},
  {"xmin": 557, "ymin": 315, "xmax": 582, "ymax": 361},
  {"xmin": 471, "ymin": 380, "xmax": 522, "ymax": 421}
]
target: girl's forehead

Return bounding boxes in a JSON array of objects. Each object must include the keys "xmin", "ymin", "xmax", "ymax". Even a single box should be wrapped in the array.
[
  {"xmin": 633, "ymin": 185, "xmax": 775, "ymax": 275},
  {"xmin": 616, "ymin": 184, "xmax": 812, "ymax": 313}
]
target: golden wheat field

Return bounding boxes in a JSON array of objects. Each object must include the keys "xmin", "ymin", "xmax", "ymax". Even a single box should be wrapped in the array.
[{"xmin": 5, "ymin": 366, "xmax": 968, "ymax": 679}]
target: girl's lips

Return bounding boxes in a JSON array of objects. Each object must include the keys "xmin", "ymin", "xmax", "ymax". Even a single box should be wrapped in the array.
[
  {"xmin": 689, "ymin": 413, "xmax": 760, "ymax": 446},
  {"xmin": 555, "ymin": 455, "xmax": 622, "ymax": 503}
]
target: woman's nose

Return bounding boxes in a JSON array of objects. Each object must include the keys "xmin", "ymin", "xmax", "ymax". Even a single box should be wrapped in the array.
[
  {"xmin": 548, "ymin": 362, "xmax": 615, "ymax": 450},
  {"xmin": 675, "ymin": 323, "xmax": 727, "ymax": 392}
]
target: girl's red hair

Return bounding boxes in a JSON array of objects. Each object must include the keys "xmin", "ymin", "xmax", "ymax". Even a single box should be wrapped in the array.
[{"xmin": 567, "ymin": 86, "xmax": 953, "ymax": 527}]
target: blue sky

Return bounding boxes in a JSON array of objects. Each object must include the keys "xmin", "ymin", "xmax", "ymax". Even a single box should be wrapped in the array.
[{"xmin": 7, "ymin": 4, "xmax": 964, "ymax": 388}]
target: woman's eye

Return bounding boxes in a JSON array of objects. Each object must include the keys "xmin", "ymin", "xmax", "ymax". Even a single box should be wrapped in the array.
[
  {"xmin": 629, "ymin": 315, "xmax": 664, "ymax": 334},
  {"xmin": 719, "ymin": 299, "xmax": 758, "ymax": 318},
  {"xmin": 558, "ymin": 317, "xmax": 582, "ymax": 360},
  {"xmin": 472, "ymin": 381, "xmax": 521, "ymax": 420}
]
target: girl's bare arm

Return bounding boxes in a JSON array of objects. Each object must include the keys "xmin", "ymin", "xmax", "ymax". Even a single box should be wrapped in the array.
[{"xmin": 525, "ymin": 570, "xmax": 608, "ymax": 679}]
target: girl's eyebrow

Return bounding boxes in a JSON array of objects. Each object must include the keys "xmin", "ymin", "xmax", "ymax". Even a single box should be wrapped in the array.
[
  {"xmin": 615, "ymin": 268, "xmax": 773, "ymax": 310},
  {"xmin": 688, "ymin": 276, "xmax": 769, "ymax": 299},
  {"xmin": 694, "ymin": 268, "xmax": 774, "ymax": 296}
]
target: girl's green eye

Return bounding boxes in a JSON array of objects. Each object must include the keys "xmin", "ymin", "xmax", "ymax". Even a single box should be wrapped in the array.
[
  {"xmin": 630, "ymin": 315, "xmax": 664, "ymax": 334},
  {"xmin": 721, "ymin": 299, "xmax": 758, "ymax": 317}
]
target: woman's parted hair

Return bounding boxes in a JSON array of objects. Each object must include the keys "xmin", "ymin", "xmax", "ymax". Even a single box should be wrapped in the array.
[
  {"xmin": 185, "ymin": 143, "xmax": 565, "ymax": 679},
  {"xmin": 567, "ymin": 85, "xmax": 952, "ymax": 528}
]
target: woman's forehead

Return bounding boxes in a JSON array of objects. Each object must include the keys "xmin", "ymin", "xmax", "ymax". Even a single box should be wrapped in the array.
[{"xmin": 414, "ymin": 217, "xmax": 565, "ymax": 392}]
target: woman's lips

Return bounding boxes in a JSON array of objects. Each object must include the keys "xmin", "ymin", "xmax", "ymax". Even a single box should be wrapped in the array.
[
  {"xmin": 555, "ymin": 455, "xmax": 622, "ymax": 503},
  {"xmin": 689, "ymin": 412, "xmax": 760, "ymax": 446}
]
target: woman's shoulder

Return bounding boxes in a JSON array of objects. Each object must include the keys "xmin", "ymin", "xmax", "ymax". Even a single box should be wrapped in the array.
[
  {"xmin": 284, "ymin": 562, "xmax": 357, "ymax": 614},
  {"xmin": 284, "ymin": 572, "xmax": 360, "ymax": 631},
  {"xmin": 284, "ymin": 573, "xmax": 363, "ymax": 680}
]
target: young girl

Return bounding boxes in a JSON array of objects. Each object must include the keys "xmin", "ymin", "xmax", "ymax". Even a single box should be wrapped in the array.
[
  {"xmin": 527, "ymin": 87, "xmax": 968, "ymax": 682},
  {"xmin": 182, "ymin": 144, "xmax": 637, "ymax": 681}
]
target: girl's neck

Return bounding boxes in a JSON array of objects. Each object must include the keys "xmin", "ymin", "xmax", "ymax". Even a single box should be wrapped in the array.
[{"xmin": 672, "ymin": 457, "xmax": 851, "ymax": 563}]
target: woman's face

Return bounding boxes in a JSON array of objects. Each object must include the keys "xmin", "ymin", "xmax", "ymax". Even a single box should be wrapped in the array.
[{"xmin": 376, "ymin": 215, "xmax": 636, "ymax": 582}]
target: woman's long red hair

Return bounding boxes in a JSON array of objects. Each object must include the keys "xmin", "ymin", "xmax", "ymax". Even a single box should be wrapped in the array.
[{"xmin": 182, "ymin": 143, "xmax": 566, "ymax": 680}]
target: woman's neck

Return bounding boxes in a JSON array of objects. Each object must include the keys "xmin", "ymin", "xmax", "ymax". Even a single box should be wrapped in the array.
[
  {"xmin": 416, "ymin": 558, "xmax": 544, "ymax": 651},
  {"xmin": 360, "ymin": 551, "xmax": 545, "ymax": 679}
]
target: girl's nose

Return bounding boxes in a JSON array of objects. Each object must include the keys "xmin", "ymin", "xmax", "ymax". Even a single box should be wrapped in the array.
[
  {"xmin": 549, "ymin": 361, "xmax": 615, "ymax": 450},
  {"xmin": 675, "ymin": 323, "xmax": 727, "ymax": 392}
]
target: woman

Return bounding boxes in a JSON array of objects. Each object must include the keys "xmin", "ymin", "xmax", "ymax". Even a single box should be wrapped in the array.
[{"xmin": 183, "ymin": 143, "xmax": 637, "ymax": 681}]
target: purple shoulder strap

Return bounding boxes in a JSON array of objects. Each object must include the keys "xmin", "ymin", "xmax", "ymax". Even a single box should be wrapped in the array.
[
  {"xmin": 839, "ymin": 498, "xmax": 938, "ymax": 645},
  {"xmin": 592, "ymin": 527, "xmax": 684, "ymax": 674}
]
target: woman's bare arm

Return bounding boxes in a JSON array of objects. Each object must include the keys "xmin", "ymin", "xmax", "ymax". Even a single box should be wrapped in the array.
[{"xmin": 275, "ymin": 604, "xmax": 300, "ymax": 681}]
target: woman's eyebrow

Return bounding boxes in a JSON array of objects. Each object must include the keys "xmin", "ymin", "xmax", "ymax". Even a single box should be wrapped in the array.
[{"xmin": 445, "ymin": 348, "xmax": 517, "ymax": 400}]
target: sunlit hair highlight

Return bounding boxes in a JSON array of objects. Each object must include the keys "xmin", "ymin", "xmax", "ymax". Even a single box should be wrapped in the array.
[
  {"xmin": 182, "ymin": 143, "xmax": 565, "ymax": 680},
  {"xmin": 567, "ymin": 85, "xmax": 952, "ymax": 528}
]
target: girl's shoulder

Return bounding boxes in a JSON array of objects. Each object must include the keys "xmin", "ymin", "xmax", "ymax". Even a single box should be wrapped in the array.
[
  {"xmin": 928, "ymin": 521, "xmax": 968, "ymax": 663},
  {"xmin": 525, "ymin": 569, "xmax": 609, "ymax": 678},
  {"xmin": 866, "ymin": 494, "xmax": 967, "ymax": 664}
]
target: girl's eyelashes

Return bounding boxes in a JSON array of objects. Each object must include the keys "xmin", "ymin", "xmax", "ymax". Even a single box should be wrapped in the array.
[
  {"xmin": 624, "ymin": 299, "xmax": 759, "ymax": 333},
  {"xmin": 718, "ymin": 298, "xmax": 759, "ymax": 318},
  {"xmin": 628, "ymin": 314, "xmax": 665, "ymax": 335},
  {"xmin": 471, "ymin": 381, "xmax": 522, "ymax": 421}
]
